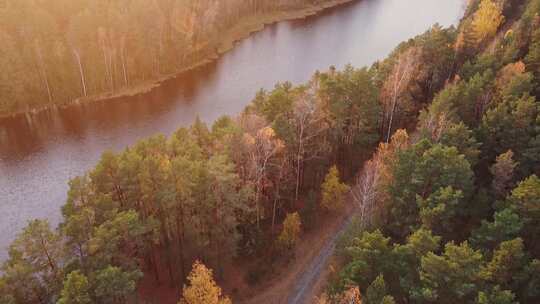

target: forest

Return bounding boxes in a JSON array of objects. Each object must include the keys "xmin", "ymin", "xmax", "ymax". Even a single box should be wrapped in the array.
[
  {"xmin": 1, "ymin": 0, "xmax": 540, "ymax": 303},
  {"xmin": 322, "ymin": 0, "xmax": 540, "ymax": 303},
  {"xmin": 0, "ymin": 0, "xmax": 339, "ymax": 116}
]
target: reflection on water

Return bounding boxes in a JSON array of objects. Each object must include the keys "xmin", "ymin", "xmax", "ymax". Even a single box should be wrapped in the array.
[
  {"xmin": 0, "ymin": 59, "xmax": 221, "ymax": 160},
  {"xmin": 0, "ymin": 0, "xmax": 465, "ymax": 259}
]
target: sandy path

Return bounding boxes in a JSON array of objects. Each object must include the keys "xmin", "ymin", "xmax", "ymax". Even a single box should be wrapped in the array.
[{"xmin": 286, "ymin": 216, "xmax": 353, "ymax": 304}]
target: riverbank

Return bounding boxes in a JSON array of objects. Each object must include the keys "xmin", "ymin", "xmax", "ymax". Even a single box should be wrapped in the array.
[
  {"xmin": 0, "ymin": 0, "xmax": 355, "ymax": 121},
  {"xmin": 0, "ymin": 0, "xmax": 466, "ymax": 266}
]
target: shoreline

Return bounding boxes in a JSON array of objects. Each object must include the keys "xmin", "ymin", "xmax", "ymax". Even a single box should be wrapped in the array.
[{"xmin": 0, "ymin": 0, "xmax": 355, "ymax": 121}]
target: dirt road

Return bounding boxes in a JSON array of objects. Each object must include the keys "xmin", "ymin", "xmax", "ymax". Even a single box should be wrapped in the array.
[{"xmin": 286, "ymin": 216, "xmax": 353, "ymax": 304}]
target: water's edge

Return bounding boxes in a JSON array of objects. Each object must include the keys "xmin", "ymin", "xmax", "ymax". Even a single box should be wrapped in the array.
[{"xmin": 0, "ymin": 0, "xmax": 466, "ymax": 261}]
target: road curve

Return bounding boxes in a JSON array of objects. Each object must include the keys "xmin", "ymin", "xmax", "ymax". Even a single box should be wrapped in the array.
[{"xmin": 287, "ymin": 216, "xmax": 353, "ymax": 304}]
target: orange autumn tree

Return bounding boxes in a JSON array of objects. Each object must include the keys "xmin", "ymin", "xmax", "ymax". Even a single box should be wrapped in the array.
[{"xmin": 179, "ymin": 261, "xmax": 231, "ymax": 304}]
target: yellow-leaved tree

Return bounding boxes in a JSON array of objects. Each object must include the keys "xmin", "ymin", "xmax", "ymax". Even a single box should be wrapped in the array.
[
  {"xmin": 179, "ymin": 261, "xmax": 231, "ymax": 304},
  {"xmin": 278, "ymin": 212, "xmax": 302, "ymax": 250},
  {"xmin": 316, "ymin": 287, "xmax": 363, "ymax": 304},
  {"xmin": 321, "ymin": 166, "xmax": 350, "ymax": 212},
  {"xmin": 472, "ymin": 0, "xmax": 505, "ymax": 44}
]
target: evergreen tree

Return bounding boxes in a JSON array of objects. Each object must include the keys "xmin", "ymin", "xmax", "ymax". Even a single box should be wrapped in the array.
[
  {"xmin": 58, "ymin": 271, "xmax": 92, "ymax": 304},
  {"xmin": 94, "ymin": 266, "xmax": 142, "ymax": 304},
  {"xmin": 481, "ymin": 238, "xmax": 527, "ymax": 291},
  {"xmin": 490, "ymin": 150, "xmax": 518, "ymax": 198},
  {"xmin": 470, "ymin": 209, "xmax": 523, "ymax": 253},
  {"xmin": 476, "ymin": 286, "xmax": 517, "ymax": 304},
  {"xmin": 340, "ymin": 230, "xmax": 393, "ymax": 288},
  {"xmin": 366, "ymin": 275, "xmax": 395, "ymax": 304},
  {"xmin": 417, "ymin": 241, "xmax": 483, "ymax": 303}
]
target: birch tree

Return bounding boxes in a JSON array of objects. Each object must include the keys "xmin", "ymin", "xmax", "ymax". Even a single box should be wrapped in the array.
[
  {"xmin": 381, "ymin": 47, "xmax": 422, "ymax": 142},
  {"xmin": 291, "ymin": 86, "xmax": 330, "ymax": 201},
  {"xmin": 351, "ymin": 130, "xmax": 409, "ymax": 228},
  {"xmin": 242, "ymin": 119, "xmax": 284, "ymax": 228}
]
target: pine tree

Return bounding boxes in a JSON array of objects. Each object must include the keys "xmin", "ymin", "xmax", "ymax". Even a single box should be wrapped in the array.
[
  {"xmin": 57, "ymin": 271, "xmax": 92, "ymax": 304},
  {"xmin": 470, "ymin": 209, "xmax": 523, "ymax": 253},
  {"xmin": 476, "ymin": 286, "xmax": 517, "ymax": 304},
  {"xmin": 94, "ymin": 266, "xmax": 142, "ymax": 304},
  {"xmin": 366, "ymin": 275, "xmax": 395, "ymax": 304},
  {"xmin": 490, "ymin": 150, "xmax": 518, "ymax": 198},
  {"xmin": 418, "ymin": 241, "xmax": 483, "ymax": 303},
  {"xmin": 1, "ymin": 220, "xmax": 63, "ymax": 303},
  {"xmin": 508, "ymin": 175, "xmax": 540, "ymax": 253},
  {"xmin": 481, "ymin": 238, "xmax": 527, "ymax": 290}
]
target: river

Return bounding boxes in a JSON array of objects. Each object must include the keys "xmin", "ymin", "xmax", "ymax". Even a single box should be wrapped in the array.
[{"xmin": 0, "ymin": 0, "xmax": 465, "ymax": 259}]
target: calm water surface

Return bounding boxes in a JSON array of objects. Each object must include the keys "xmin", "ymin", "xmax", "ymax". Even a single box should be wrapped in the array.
[{"xmin": 0, "ymin": 0, "xmax": 465, "ymax": 259}]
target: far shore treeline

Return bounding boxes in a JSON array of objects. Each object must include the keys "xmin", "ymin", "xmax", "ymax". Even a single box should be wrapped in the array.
[{"xmin": 0, "ymin": 0, "xmax": 345, "ymax": 117}]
